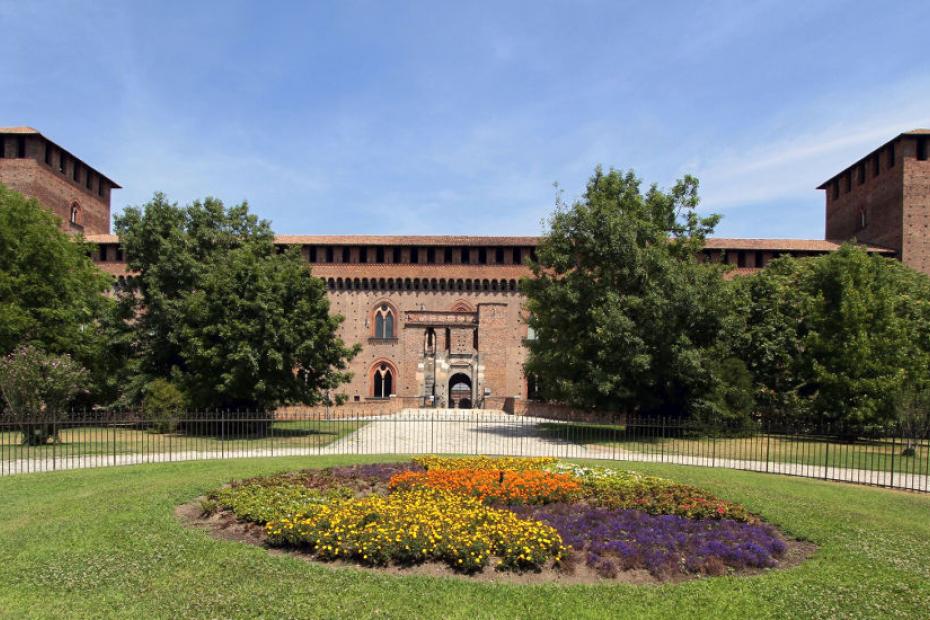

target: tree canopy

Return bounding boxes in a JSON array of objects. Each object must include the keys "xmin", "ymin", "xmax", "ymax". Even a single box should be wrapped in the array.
[
  {"xmin": 114, "ymin": 194, "xmax": 358, "ymax": 410},
  {"xmin": 0, "ymin": 183, "xmax": 117, "ymax": 403},
  {"xmin": 521, "ymin": 167, "xmax": 739, "ymax": 418},
  {"xmin": 733, "ymin": 245, "xmax": 930, "ymax": 430}
]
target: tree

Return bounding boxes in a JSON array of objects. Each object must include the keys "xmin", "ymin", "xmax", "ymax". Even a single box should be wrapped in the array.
[
  {"xmin": 114, "ymin": 194, "xmax": 358, "ymax": 411},
  {"xmin": 733, "ymin": 245, "xmax": 930, "ymax": 431},
  {"xmin": 0, "ymin": 183, "xmax": 118, "ymax": 405},
  {"xmin": 0, "ymin": 345, "xmax": 88, "ymax": 445},
  {"xmin": 522, "ymin": 167, "xmax": 738, "ymax": 419},
  {"xmin": 142, "ymin": 378, "xmax": 186, "ymax": 433}
]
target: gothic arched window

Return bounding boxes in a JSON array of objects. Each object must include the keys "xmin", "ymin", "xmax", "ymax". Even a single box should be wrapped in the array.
[
  {"xmin": 372, "ymin": 362, "xmax": 395, "ymax": 398},
  {"xmin": 373, "ymin": 303, "xmax": 395, "ymax": 338}
]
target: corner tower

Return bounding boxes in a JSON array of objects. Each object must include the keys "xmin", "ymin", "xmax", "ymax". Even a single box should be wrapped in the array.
[
  {"xmin": 819, "ymin": 129, "xmax": 930, "ymax": 273},
  {"xmin": 0, "ymin": 127, "xmax": 119, "ymax": 235}
]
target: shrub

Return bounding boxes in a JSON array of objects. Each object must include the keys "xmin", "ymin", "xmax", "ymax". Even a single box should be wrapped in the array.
[
  {"xmin": 143, "ymin": 378, "xmax": 186, "ymax": 433},
  {"xmin": 265, "ymin": 488, "xmax": 565, "ymax": 572},
  {"xmin": 0, "ymin": 345, "xmax": 88, "ymax": 445},
  {"xmin": 389, "ymin": 468, "xmax": 580, "ymax": 505},
  {"xmin": 413, "ymin": 455, "xmax": 557, "ymax": 471}
]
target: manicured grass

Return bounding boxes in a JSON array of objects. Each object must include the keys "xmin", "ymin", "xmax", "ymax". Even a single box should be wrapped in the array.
[
  {"xmin": 539, "ymin": 421, "xmax": 930, "ymax": 474},
  {"xmin": 0, "ymin": 456, "xmax": 928, "ymax": 618},
  {"xmin": 0, "ymin": 420, "xmax": 365, "ymax": 460}
]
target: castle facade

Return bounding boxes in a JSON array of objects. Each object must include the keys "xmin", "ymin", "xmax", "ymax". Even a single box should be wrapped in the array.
[{"xmin": 3, "ymin": 127, "xmax": 927, "ymax": 410}]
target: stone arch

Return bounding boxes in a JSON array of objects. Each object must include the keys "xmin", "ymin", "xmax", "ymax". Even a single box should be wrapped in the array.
[
  {"xmin": 371, "ymin": 300, "xmax": 398, "ymax": 339},
  {"xmin": 369, "ymin": 359, "xmax": 398, "ymax": 398},
  {"xmin": 448, "ymin": 372, "xmax": 473, "ymax": 409},
  {"xmin": 450, "ymin": 299, "xmax": 475, "ymax": 313}
]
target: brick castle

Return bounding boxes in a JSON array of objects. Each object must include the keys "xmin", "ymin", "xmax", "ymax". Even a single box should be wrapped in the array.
[{"xmin": 2, "ymin": 127, "xmax": 927, "ymax": 410}]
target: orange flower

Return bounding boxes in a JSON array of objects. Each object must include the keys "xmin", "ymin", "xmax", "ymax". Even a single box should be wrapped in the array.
[{"xmin": 388, "ymin": 468, "xmax": 580, "ymax": 504}]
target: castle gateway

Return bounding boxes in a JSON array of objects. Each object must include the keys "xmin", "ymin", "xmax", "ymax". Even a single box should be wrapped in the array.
[{"xmin": 4, "ymin": 127, "xmax": 930, "ymax": 409}]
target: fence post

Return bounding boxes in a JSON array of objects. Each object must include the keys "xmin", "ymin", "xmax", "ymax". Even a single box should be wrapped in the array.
[
  {"xmin": 823, "ymin": 428, "xmax": 829, "ymax": 480},
  {"xmin": 221, "ymin": 413, "xmax": 225, "ymax": 459},
  {"xmin": 659, "ymin": 416, "xmax": 665, "ymax": 463},
  {"xmin": 890, "ymin": 427, "xmax": 896, "ymax": 489},
  {"xmin": 765, "ymin": 423, "xmax": 771, "ymax": 473}
]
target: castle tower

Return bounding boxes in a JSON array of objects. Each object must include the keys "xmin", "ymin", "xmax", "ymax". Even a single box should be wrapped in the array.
[
  {"xmin": 820, "ymin": 129, "xmax": 930, "ymax": 274},
  {"xmin": 0, "ymin": 127, "xmax": 119, "ymax": 235}
]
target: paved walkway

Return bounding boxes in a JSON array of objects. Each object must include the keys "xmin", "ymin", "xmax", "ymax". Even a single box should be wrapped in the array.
[{"xmin": 2, "ymin": 409, "xmax": 928, "ymax": 492}]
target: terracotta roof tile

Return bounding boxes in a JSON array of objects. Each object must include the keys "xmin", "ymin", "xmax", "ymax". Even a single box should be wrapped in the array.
[
  {"xmin": 88, "ymin": 233, "xmax": 894, "ymax": 255},
  {"xmin": 703, "ymin": 238, "xmax": 894, "ymax": 253}
]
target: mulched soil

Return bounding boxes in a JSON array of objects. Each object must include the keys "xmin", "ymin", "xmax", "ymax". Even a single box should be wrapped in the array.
[{"xmin": 176, "ymin": 499, "xmax": 817, "ymax": 586}]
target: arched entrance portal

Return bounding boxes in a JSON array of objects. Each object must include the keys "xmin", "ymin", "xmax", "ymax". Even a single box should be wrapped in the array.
[{"xmin": 448, "ymin": 373, "xmax": 472, "ymax": 409}]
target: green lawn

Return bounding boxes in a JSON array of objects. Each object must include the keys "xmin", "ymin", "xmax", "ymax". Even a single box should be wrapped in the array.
[
  {"xmin": 0, "ymin": 456, "xmax": 928, "ymax": 619},
  {"xmin": 0, "ymin": 420, "xmax": 364, "ymax": 460},
  {"xmin": 539, "ymin": 421, "xmax": 930, "ymax": 475}
]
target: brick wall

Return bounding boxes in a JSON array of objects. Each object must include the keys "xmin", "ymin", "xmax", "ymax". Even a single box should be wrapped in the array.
[
  {"xmin": 326, "ymin": 287, "xmax": 529, "ymax": 404},
  {"xmin": 902, "ymin": 141, "xmax": 930, "ymax": 273},
  {"xmin": 824, "ymin": 140, "xmax": 903, "ymax": 255},
  {"xmin": 0, "ymin": 134, "xmax": 112, "ymax": 235},
  {"xmin": 506, "ymin": 399, "xmax": 626, "ymax": 423}
]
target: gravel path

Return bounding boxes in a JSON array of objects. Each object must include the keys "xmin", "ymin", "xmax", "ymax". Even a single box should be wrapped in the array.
[{"xmin": 3, "ymin": 409, "xmax": 928, "ymax": 492}]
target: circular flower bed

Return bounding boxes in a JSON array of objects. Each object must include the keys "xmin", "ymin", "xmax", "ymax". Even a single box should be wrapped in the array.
[{"xmin": 194, "ymin": 457, "xmax": 806, "ymax": 582}]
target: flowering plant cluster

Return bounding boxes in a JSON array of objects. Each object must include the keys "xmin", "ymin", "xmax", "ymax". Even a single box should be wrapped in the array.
[
  {"xmin": 547, "ymin": 463, "xmax": 756, "ymax": 523},
  {"xmin": 389, "ymin": 468, "xmax": 581, "ymax": 505},
  {"xmin": 207, "ymin": 458, "xmax": 786, "ymax": 580},
  {"xmin": 265, "ymin": 488, "xmax": 565, "ymax": 572},
  {"xmin": 413, "ymin": 455, "xmax": 557, "ymax": 471},
  {"xmin": 210, "ymin": 483, "xmax": 352, "ymax": 524},
  {"xmin": 511, "ymin": 503, "xmax": 787, "ymax": 578}
]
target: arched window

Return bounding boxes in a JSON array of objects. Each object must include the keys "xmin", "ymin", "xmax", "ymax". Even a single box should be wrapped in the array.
[
  {"xmin": 373, "ymin": 303, "xmax": 395, "ymax": 338},
  {"xmin": 372, "ymin": 362, "xmax": 395, "ymax": 398},
  {"xmin": 69, "ymin": 202, "xmax": 81, "ymax": 225}
]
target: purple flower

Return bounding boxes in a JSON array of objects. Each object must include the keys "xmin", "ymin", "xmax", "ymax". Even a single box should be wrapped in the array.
[{"xmin": 510, "ymin": 503, "xmax": 787, "ymax": 577}]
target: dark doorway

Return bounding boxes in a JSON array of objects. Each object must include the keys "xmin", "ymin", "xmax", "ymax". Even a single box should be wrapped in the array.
[{"xmin": 448, "ymin": 373, "xmax": 472, "ymax": 409}]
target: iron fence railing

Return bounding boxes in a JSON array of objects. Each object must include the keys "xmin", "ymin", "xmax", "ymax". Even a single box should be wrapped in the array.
[{"xmin": 0, "ymin": 409, "xmax": 927, "ymax": 493}]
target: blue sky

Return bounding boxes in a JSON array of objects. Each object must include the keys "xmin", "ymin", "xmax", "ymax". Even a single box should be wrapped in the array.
[{"xmin": 2, "ymin": 1, "xmax": 929, "ymax": 238}]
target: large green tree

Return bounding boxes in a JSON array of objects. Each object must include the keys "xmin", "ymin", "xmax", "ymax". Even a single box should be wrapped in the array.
[
  {"xmin": 522, "ymin": 167, "xmax": 741, "ymax": 419},
  {"xmin": 114, "ymin": 194, "xmax": 357, "ymax": 410},
  {"xmin": 0, "ymin": 183, "xmax": 118, "ymax": 404},
  {"xmin": 733, "ymin": 245, "xmax": 930, "ymax": 431}
]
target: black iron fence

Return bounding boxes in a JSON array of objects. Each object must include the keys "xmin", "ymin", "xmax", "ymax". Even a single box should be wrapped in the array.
[{"xmin": 0, "ymin": 409, "xmax": 928, "ymax": 493}]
